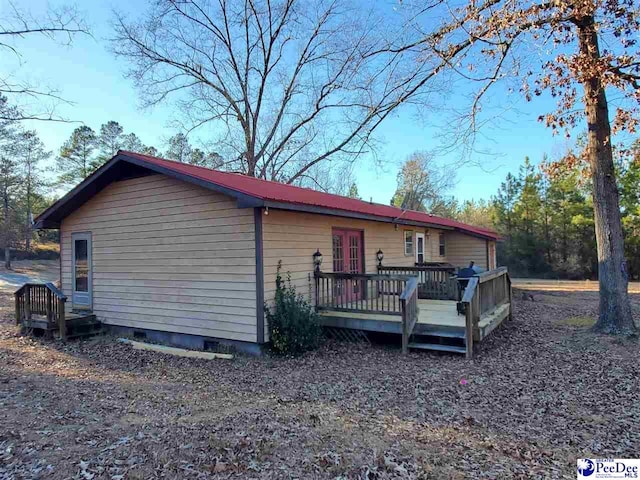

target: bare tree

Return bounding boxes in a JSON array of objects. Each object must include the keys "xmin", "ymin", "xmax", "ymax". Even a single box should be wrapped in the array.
[
  {"xmin": 390, "ymin": 151, "xmax": 455, "ymax": 213},
  {"xmin": 1, "ymin": 1, "xmax": 89, "ymax": 121},
  {"xmin": 112, "ymin": 0, "xmax": 441, "ymax": 185},
  {"xmin": 385, "ymin": 0, "xmax": 639, "ymax": 334}
]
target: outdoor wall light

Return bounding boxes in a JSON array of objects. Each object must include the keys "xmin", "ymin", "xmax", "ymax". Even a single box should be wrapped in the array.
[
  {"xmin": 376, "ymin": 249, "xmax": 384, "ymax": 267},
  {"xmin": 313, "ymin": 249, "xmax": 323, "ymax": 271}
]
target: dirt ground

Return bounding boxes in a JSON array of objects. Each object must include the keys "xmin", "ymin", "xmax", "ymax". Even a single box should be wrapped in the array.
[{"xmin": 1, "ymin": 288, "xmax": 638, "ymax": 479}]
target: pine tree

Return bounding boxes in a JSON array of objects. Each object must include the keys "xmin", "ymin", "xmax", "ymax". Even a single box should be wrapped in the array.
[
  {"xmin": 96, "ymin": 120, "xmax": 124, "ymax": 166},
  {"xmin": 14, "ymin": 131, "xmax": 50, "ymax": 251},
  {"xmin": 57, "ymin": 126, "xmax": 97, "ymax": 186}
]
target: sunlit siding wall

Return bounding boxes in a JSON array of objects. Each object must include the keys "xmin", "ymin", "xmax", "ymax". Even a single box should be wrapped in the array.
[
  {"xmin": 261, "ymin": 210, "xmax": 451, "ymax": 305},
  {"xmin": 60, "ymin": 174, "xmax": 257, "ymax": 342},
  {"xmin": 445, "ymin": 232, "xmax": 489, "ymax": 269}
]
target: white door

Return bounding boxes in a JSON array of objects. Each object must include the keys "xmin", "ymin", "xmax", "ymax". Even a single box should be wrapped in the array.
[
  {"xmin": 415, "ymin": 232, "xmax": 425, "ymax": 264},
  {"xmin": 72, "ymin": 232, "xmax": 92, "ymax": 309}
]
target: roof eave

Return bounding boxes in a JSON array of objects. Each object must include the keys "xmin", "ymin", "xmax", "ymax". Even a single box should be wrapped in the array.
[{"xmin": 33, "ymin": 153, "xmax": 265, "ymax": 229}]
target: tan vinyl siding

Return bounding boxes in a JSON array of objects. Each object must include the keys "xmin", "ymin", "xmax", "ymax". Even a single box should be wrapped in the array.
[
  {"xmin": 262, "ymin": 209, "xmax": 419, "ymax": 304},
  {"xmin": 445, "ymin": 232, "xmax": 488, "ymax": 269},
  {"xmin": 425, "ymin": 229, "xmax": 447, "ymax": 262},
  {"xmin": 61, "ymin": 174, "xmax": 257, "ymax": 342}
]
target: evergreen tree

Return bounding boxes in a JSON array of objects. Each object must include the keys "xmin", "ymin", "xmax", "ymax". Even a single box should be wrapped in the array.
[
  {"xmin": 347, "ymin": 183, "xmax": 361, "ymax": 199},
  {"xmin": 14, "ymin": 131, "xmax": 50, "ymax": 251},
  {"xmin": 57, "ymin": 126, "xmax": 97, "ymax": 186},
  {"xmin": 165, "ymin": 133, "xmax": 192, "ymax": 163},
  {"xmin": 97, "ymin": 120, "xmax": 124, "ymax": 164}
]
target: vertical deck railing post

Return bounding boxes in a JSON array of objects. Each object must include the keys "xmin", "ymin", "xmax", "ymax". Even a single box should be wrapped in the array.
[
  {"xmin": 58, "ymin": 298, "xmax": 66, "ymax": 341},
  {"xmin": 24, "ymin": 285, "xmax": 31, "ymax": 323},
  {"xmin": 14, "ymin": 292, "xmax": 21, "ymax": 324},
  {"xmin": 465, "ymin": 302, "xmax": 474, "ymax": 359},
  {"xmin": 46, "ymin": 289, "xmax": 53, "ymax": 326}
]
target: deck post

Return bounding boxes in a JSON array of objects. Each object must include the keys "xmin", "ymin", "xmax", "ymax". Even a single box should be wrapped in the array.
[
  {"xmin": 401, "ymin": 299, "xmax": 408, "ymax": 354},
  {"xmin": 24, "ymin": 285, "xmax": 31, "ymax": 322},
  {"xmin": 14, "ymin": 293, "xmax": 20, "ymax": 324},
  {"xmin": 465, "ymin": 302, "xmax": 474, "ymax": 359},
  {"xmin": 507, "ymin": 273, "xmax": 513, "ymax": 320},
  {"xmin": 46, "ymin": 289, "xmax": 53, "ymax": 326},
  {"xmin": 58, "ymin": 299, "xmax": 67, "ymax": 341}
]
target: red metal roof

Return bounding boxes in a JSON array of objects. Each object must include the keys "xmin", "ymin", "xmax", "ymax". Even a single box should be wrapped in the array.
[{"xmin": 120, "ymin": 150, "xmax": 500, "ymax": 240}]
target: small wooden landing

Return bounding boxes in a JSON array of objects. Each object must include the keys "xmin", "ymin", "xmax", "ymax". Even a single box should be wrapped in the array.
[{"xmin": 20, "ymin": 312, "xmax": 102, "ymax": 340}]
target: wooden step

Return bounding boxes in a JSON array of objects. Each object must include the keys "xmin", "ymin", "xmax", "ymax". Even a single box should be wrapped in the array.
[
  {"xmin": 65, "ymin": 314, "xmax": 97, "ymax": 327},
  {"xmin": 408, "ymin": 342, "xmax": 467, "ymax": 354},
  {"xmin": 65, "ymin": 314, "xmax": 103, "ymax": 339},
  {"xmin": 412, "ymin": 328, "xmax": 466, "ymax": 339}
]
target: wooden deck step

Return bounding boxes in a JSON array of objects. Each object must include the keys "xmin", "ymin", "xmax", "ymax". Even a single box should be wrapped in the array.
[
  {"xmin": 413, "ymin": 328, "xmax": 466, "ymax": 339},
  {"xmin": 408, "ymin": 342, "xmax": 467, "ymax": 354},
  {"xmin": 65, "ymin": 314, "xmax": 104, "ymax": 339}
]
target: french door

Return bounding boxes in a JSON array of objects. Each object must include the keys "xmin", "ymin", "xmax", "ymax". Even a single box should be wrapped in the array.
[
  {"xmin": 72, "ymin": 232, "xmax": 93, "ymax": 309},
  {"xmin": 332, "ymin": 229, "xmax": 364, "ymax": 304}
]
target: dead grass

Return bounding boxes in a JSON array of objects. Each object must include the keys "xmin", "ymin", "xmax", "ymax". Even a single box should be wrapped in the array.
[
  {"xmin": 0, "ymin": 259, "xmax": 59, "ymax": 280},
  {"xmin": 1, "ymin": 288, "xmax": 639, "ymax": 479},
  {"xmin": 560, "ymin": 316, "xmax": 596, "ymax": 327},
  {"xmin": 512, "ymin": 278, "xmax": 640, "ymax": 293}
]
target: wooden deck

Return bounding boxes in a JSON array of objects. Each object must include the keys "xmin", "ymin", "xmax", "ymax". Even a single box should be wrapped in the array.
[
  {"xmin": 315, "ymin": 267, "xmax": 512, "ymax": 355},
  {"xmin": 318, "ymin": 298, "xmax": 508, "ymax": 340}
]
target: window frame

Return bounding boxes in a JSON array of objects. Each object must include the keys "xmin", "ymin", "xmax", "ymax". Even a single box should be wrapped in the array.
[
  {"xmin": 404, "ymin": 230, "xmax": 414, "ymax": 256},
  {"xmin": 439, "ymin": 233, "xmax": 446, "ymax": 257}
]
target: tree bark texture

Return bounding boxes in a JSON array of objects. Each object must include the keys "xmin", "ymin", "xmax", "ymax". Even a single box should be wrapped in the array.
[{"xmin": 577, "ymin": 17, "xmax": 636, "ymax": 333}]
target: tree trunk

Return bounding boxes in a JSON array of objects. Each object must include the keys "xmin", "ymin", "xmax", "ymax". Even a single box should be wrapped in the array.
[
  {"xmin": 577, "ymin": 17, "xmax": 636, "ymax": 334},
  {"xmin": 25, "ymin": 181, "xmax": 31, "ymax": 252},
  {"xmin": 3, "ymin": 192, "xmax": 10, "ymax": 270}
]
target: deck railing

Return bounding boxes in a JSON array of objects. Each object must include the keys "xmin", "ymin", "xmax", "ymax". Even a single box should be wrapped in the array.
[
  {"xmin": 314, "ymin": 271, "xmax": 415, "ymax": 315},
  {"xmin": 314, "ymin": 271, "xmax": 421, "ymax": 353},
  {"xmin": 378, "ymin": 265, "xmax": 458, "ymax": 300},
  {"xmin": 400, "ymin": 276, "xmax": 419, "ymax": 354},
  {"xmin": 460, "ymin": 267, "xmax": 512, "ymax": 358},
  {"xmin": 15, "ymin": 283, "xmax": 67, "ymax": 340}
]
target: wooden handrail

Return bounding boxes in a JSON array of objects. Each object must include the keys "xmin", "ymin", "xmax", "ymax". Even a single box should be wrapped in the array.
[
  {"xmin": 14, "ymin": 283, "xmax": 67, "ymax": 340},
  {"xmin": 314, "ymin": 271, "xmax": 415, "ymax": 315},
  {"xmin": 400, "ymin": 276, "xmax": 419, "ymax": 354},
  {"xmin": 460, "ymin": 268, "xmax": 512, "ymax": 359},
  {"xmin": 382, "ymin": 264, "xmax": 456, "ymax": 273},
  {"xmin": 476, "ymin": 266, "xmax": 508, "ymax": 283},
  {"xmin": 315, "ymin": 271, "xmax": 413, "ymax": 281},
  {"xmin": 379, "ymin": 265, "xmax": 458, "ymax": 300},
  {"xmin": 399, "ymin": 276, "xmax": 419, "ymax": 301}
]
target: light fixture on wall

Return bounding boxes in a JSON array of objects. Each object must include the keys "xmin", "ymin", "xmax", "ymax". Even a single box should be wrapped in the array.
[
  {"xmin": 312, "ymin": 249, "xmax": 323, "ymax": 272},
  {"xmin": 376, "ymin": 249, "xmax": 384, "ymax": 267}
]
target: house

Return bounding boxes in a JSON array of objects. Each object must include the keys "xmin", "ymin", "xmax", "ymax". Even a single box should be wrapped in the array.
[{"xmin": 26, "ymin": 151, "xmax": 508, "ymax": 355}]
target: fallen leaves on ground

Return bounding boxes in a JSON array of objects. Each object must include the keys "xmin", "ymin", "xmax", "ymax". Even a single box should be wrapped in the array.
[{"xmin": 0, "ymin": 289, "xmax": 638, "ymax": 479}]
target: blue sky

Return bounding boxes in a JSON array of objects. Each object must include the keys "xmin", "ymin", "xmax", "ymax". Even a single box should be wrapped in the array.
[{"xmin": 7, "ymin": 0, "xmax": 577, "ymax": 204}]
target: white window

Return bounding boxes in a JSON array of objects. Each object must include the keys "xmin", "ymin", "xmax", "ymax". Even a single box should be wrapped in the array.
[
  {"xmin": 439, "ymin": 233, "xmax": 446, "ymax": 257},
  {"xmin": 404, "ymin": 231, "xmax": 413, "ymax": 256}
]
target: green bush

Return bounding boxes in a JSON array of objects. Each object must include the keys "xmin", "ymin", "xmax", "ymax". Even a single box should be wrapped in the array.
[{"xmin": 266, "ymin": 261, "xmax": 322, "ymax": 355}]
